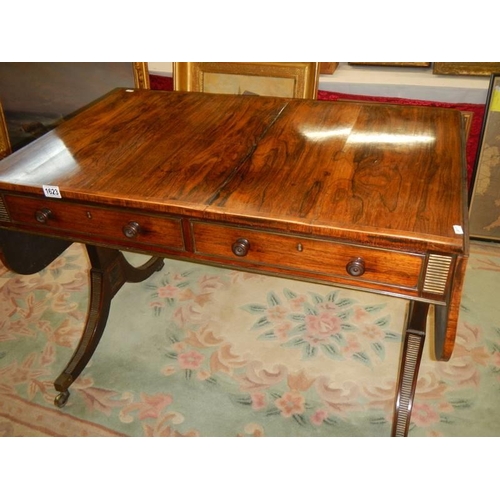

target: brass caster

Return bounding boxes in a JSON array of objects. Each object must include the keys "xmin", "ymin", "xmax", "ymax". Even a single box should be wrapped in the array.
[{"xmin": 54, "ymin": 390, "xmax": 70, "ymax": 408}]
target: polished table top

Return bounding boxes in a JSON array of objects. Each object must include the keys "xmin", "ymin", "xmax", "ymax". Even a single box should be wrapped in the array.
[{"xmin": 0, "ymin": 88, "xmax": 468, "ymax": 255}]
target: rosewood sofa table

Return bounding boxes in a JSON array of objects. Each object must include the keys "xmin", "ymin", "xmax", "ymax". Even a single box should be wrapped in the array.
[{"xmin": 0, "ymin": 89, "xmax": 469, "ymax": 437}]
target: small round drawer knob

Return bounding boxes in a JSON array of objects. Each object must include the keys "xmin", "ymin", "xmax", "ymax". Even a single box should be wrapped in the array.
[
  {"xmin": 232, "ymin": 238, "xmax": 250, "ymax": 257},
  {"xmin": 35, "ymin": 208, "xmax": 52, "ymax": 224},
  {"xmin": 123, "ymin": 221, "xmax": 141, "ymax": 239},
  {"xmin": 346, "ymin": 257, "xmax": 365, "ymax": 277}
]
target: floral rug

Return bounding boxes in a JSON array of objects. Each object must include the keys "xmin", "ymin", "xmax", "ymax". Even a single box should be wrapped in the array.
[{"xmin": 1, "ymin": 241, "xmax": 500, "ymax": 437}]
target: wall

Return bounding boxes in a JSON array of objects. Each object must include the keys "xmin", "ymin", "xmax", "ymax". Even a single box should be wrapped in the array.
[{"xmin": 148, "ymin": 62, "xmax": 490, "ymax": 104}]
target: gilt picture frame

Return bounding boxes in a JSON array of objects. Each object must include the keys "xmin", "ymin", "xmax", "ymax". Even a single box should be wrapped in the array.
[
  {"xmin": 173, "ymin": 62, "xmax": 320, "ymax": 99},
  {"xmin": 349, "ymin": 62, "xmax": 431, "ymax": 68},
  {"xmin": 469, "ymin": 73, "xmax": 500, "ymax": 241},
  {"xmin": 132, "ymin": 62, "xmax": 150, "ymax": 89},
  {"xmin": 433, "ymin": 63, "xmax": 500, "ymax": 76}
]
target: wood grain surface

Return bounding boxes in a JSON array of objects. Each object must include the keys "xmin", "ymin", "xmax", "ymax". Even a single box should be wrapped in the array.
[{"xmin": 0, "ymin": 88, "xmax": 468, "ymax": 256}]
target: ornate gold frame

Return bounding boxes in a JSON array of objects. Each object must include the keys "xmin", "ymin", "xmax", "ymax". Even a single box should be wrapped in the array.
[
  {"xmin": 433, "ymin": 62, "xmax": 500, "ymax": 76},
  {"xmin": 173, "ymin": 62, "xmax": 320, "ymax": 99},
  {"xmin": 133, "ymin": 62, "xmax": 150, "ymax": 89},
  {"xmin": 0, "ymin": 101, "xmax": 11, "ymax": 160}
]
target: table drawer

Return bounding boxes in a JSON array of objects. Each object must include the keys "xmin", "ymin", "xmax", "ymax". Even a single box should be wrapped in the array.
[
  {"xmin": 192, "ymin": 222, "xmax": 423, "ymax": 290},
  {"xmin": 4, "ymin": 195, "xmax": 184, "ymax": 250}
]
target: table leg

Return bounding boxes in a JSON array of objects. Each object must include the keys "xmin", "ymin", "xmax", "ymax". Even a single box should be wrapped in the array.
[
  {"xmin": 53, "ymin": 245, "xmax": 164, "ymax": 407},
  {"xmin": 434, "ymin": 304, "xmax": 449, "ymax": 362},
  {"xmin": 391, "ymin": 301, "xmax": 430, "ymax": 437}
]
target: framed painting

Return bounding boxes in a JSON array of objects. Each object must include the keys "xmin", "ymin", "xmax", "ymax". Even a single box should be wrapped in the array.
[
  {"xmin": 173, "ymin": 62, "xmax": 320, "ymax": 99},
  {"xmin": 349, "ymin": 62, "xmax": 431, "ymax": 67},
  {"xmin": 0, "ymin": 62, "xmax": 150, "ymax": 152},
  {"xmin": 433, "ymin": 63, "xmax": 500, "ymax": 76},
  {"xmin": 468, "ymin": 74, "xmax": 500, "ymax": 241}
]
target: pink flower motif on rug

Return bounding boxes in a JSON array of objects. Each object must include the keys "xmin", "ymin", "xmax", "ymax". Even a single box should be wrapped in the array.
[
  {"xmin": 243, "ymin": 288, "xmax": 400, "ymax": 365},
  {"xmin": 178, "ymin": 350, "xmax": 205, "ymax": 370},
  {"xmin": 410, "ymin": 403, "xmax": 441, "ymax": 427},
  {"xmin": 275, "ymin": 391, "xmax": 305, "ymax": 418}
]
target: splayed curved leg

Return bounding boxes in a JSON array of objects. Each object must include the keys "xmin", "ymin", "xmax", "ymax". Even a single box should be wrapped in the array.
[
  {"xmin": 53, "ymin": 245, "xmax": 164, "ymax": 407},
  {"xmin": 121, "ymin": 253, "xmax": 165, "ymax": 283},
  {"xmin": 391, "ymin": 301, "xmax": 429, "ymax": 437}
]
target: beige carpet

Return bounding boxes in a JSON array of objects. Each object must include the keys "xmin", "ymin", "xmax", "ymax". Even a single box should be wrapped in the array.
[{"xmin": 1, "ymin": 241, "xmax": 500, "ymax": 437}]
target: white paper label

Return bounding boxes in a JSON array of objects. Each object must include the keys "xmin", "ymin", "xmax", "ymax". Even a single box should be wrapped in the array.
[
  {"xmin": 453, "ymin": 225, "xmax": 464, "ymax": 235},
  {"xmin": 42, "ymin": 185, "xmax": 62, "ymax": 198}
]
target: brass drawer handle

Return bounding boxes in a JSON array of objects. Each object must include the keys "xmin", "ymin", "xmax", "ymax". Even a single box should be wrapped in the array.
[
  {"xmin": 232, "ymin": 238, "xmax": 250, "ymax": 257},
  {"xmin": 35, "ymin": 208, "xmax": 52, "ymax": 224},
  {"xmin": 346, "ymin": 257, "xmax": 365, "ymax": 277},
  {"xmin": 123, "ymin": 221, "xmax": 141, "ymax": 239}
]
